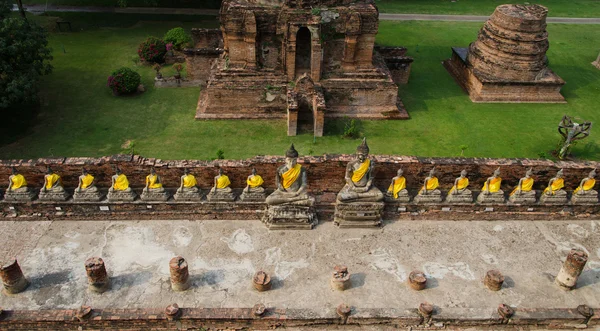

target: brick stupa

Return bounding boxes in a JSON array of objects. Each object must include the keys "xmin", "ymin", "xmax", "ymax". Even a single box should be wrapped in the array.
[
  {"xmin": 188, "ymin": 0, "xmax": 413, "ymax": 136},
  {"xmin": 444, "ymin": 4, "xmax": 566, "ymax": 103}
]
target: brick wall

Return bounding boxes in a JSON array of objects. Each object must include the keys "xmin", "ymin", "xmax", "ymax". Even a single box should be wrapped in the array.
[{"xmin": 0, "ymin": 154, "xmax": 597, "ymax": 194}]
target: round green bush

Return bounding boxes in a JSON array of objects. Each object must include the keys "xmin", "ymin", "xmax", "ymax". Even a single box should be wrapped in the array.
[
  {"xmin": 137, "ymin": 36, "xmax": 167, "ymax": 63},
  {"xmin": 107, "ymin": 67, "xmax": 141, "ymax": 94},
  {"xmin": 164, "ymin": 27, "xmax": 192, "ymax": 50}
]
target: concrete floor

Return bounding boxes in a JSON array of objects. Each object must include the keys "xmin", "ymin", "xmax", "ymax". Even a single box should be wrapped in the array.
[{"xmin": 0, "ymin": 219, "xmax": 599, "ymax": 315}]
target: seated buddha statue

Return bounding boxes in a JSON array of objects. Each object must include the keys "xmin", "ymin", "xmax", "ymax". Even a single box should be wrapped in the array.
[
  {"xmin": 240, "ymin": 168, "xmax": 266, "ymax": 201},
  {"xmin": 476, "ymin": 167, "xmax": 505, "ymax": 204},
  {"xmin": 107, "ymin": 167, "xmax": 137, "ymax": 201},
  {"xmin": 386, "ymin": 168, "xmax": 410, "ymax": 202},
  {"xmin": 207, "ymin": 168, "xmax": 235, "ymax": 201},
  {"xmin": 508, "ymin": 168, "xmax": 536, "ymax": 204},
  {"xmin": 73, "ymin": 168, "xmax": 103, "ymax": 201},
  {"xmin": 540, "ymin": 169, "xmax": 567, "ymax": 204},
  {"xmin": 5, "ymin": 167, "xmax": 35, "ymax": 201},
  {"xmin": 141, "ymin": 168, "xmax": 169, "ymax": 201},
  {"xmin": 414, "ymin": 168, "xmax": 442, "ymax": 203},
  {"xmin": 39, "ymin": 166, "xmax": 69, "ymax": 201},
  {"xmin": 571, "ymin": 169, "xmax": 598, "ymax": 204},
  {"xmin": 265, "ymin": 144, "xmax": 313, "ymax": 206},
  {"xmin": 336, "ymin": 138, "xmax": 384, "ymax": 203},
  {"xmin": 445, "ymin": 169, "xmax": 472, "ymax": 203},
  {"xmin": 174, "ymin": 168, "xmax": 202, "ymax": 201}
]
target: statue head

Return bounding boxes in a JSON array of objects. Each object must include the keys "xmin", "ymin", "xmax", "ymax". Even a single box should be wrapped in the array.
[
  {"xmin": 252, "ymin": 168, "xmax": 257, "ymax": 175},
  {"xmin": 150, "ymin": 167, "xmax": 156, "ymax": 175},
  {"xmin": 589, "ymin": 169, "xmax": 597, "ymax": 179},
  {"xmin": 82, "ymin": 168, "xmax": 88, "ymax": 175},
  {"xmin": 556, "ymin": 169, "xmax": 564, "ymax": 178},
  {"xmin": 356, "ymin": 137, "xmax": 369, "ymax": 162},
  {"xmin": 184, "ymin": 168, "xmax": 190, "ymax": 175},
  {"xmin": 115, "ymin": 167, "xmax": 122, "ymax": 175},
  {"xmin": 285, "ymin": 144, "xmax": 299, "ymax": 168},
  {"xmin": 525, "ymin": 168, "xmax": 533, "ymax": 178},
  {"xmin": 11, "ymin": 167, "xmax": 18, "ymax": 175},
  {"xmin": 218, "ymin": 168, "xmax": 224, "ymax": 175},
  {"xmin": 460, "ymin": 169, "xmax": 467, "ymax": 177},
  {"xmin": 428, "ymin": 167, "xmax": 436, "ymax": 177},
  {"xmin": 493, "ymin": 167, "xmax": 501, "ymax": 177},
  {"xmin": 46, "ymin": 166, "xmax": 53, "ymax": 174},
  {"xmin": 396, "ymin": 168, "xmax": 404, "ymax": 177}
]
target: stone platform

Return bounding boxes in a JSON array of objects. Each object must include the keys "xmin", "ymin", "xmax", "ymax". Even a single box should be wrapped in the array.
[
  {"xmin": 334, "ymin": 202, "xmax": 384, "ymax": 228},
  {"xmin": 0, "ymin": 219, "xmax": 598, "ymax": 330}
]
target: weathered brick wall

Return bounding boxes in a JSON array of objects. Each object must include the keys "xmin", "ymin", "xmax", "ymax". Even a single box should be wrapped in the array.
[{"xmin": 0, "ymin": 154, "xmax": 597, "ymax": 194}]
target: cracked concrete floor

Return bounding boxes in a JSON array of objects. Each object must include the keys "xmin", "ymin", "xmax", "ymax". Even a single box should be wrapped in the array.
[{"xmin": 0, "ymin": 219, "xmax": 599, "ymax": 315}]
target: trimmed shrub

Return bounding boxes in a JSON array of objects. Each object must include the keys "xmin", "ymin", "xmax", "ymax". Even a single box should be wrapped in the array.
[
  {"xmin": 137, "ymin": 36, "xmax": 167, "ymax": 63},
  {"xmin": 164, "ymin": 27, "xmax": 192, "ymax": 50},
  {"xmin": 107, "ymin": 67, "xmax": 141, "ymax": 95}
]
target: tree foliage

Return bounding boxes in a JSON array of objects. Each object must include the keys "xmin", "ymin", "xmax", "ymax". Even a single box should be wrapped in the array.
[{"xmin": 0, "ymin": 1, "xmax": 53, "ymax": 109}]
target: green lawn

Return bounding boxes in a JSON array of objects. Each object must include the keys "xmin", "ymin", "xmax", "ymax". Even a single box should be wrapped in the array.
[{"xmin": 1, "ymin": 13, "xmax": 599, "ymax": 160}]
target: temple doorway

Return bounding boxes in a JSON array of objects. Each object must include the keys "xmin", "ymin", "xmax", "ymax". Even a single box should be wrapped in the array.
[
  {"xmin": 295, "ymin": 27, "xmax": 311, "ymax": 77},
  {"xmin": 297, "ymin": 96, "xmax": 314, "ymax": 134}
]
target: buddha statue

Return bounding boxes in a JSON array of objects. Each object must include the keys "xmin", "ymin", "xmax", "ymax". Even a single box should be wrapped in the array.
[
  {"xmin": 385, "ymin": 168, "xmax": 410, "ymax": 203},
  {"xmin": 4, "ymin": 167, "xmax": 36, "ymax": 201},
  {"xmin": 445, "ymin": 169, "xmax": 473, "ymax": 203},
  {"xmin": 571, "ymin": 169, "xmax": 598, "ymax": 204},
  {"xmin": 263, "ymin": 144, "xmax": 316, "ymax": 229},
  {"xmin": 337, "ymin": 138, "xmax": 384, "ymax": 203},
  {"xmin": 414, "ymin": 168, "xmax": 442, "ymax": 204},
  {"xmin": 73, "ymin": 168, "xmax": 103, "ymax": 201},
  {"xmin": 540, "ymin": 169, "xmax": 567, "ymax": 204},
  {"xmin": 508, "ymin": 168, "xmax": 537, "ymax": 204},
  {"xmin": 207, "ymin": 168, "xmax": 235, "ymax": 202},
  {"xmin": 38, "ymin": 166, "xmax": 70, "ymax": 201},
  {"xmin": 107, "ymin": 167, "xmax": 137, "ymax": 201},
  {"xmin": 141, "ymin": 168, "xmax": 170, "ymax": 202},
  {"xmin": 240, "ymin": 168, "xmax": 266, "ymax": 201},
  {"xmin": 476, "ymin": 167, "xmax": 505, "ymax": 204},
  {"xmin": 334, "ymin": 138, "xmax": 384, "ymax": 228},
  {"xmin": 174, "ymin": 168, "xmax": 203, "ymax": 201}
]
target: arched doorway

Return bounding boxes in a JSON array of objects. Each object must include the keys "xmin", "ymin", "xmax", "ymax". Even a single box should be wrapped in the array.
[
  {"xmin": 295, "ymin": 27, "xmax": 311, "ymax": 77},
  {"xmin": 297, "ymin": 95, "xmax": 314, "ymax": 134}
]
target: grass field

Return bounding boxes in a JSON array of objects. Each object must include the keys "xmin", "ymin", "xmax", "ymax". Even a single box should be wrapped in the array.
[
  {"xmin": 21, "ymin": 0, "xmax": 600, "ymax": 18},
  {"xmin": 0, "ymin": 12, "xmax": 599, "ymax": 160}
]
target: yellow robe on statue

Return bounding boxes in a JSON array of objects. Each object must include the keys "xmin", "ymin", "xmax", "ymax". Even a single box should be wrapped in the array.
[
  {"xmin": 388, "ymin": 177, "xmax": 406, "ymax": 199},
  {"xmin": 482, "ymin": 177, "xmax": 502, "ymax": 193},
  {"xmin": 146, "ymin": 174, "xmax": 163, "ymax": 189},
  {"xmin": 247, "ymin": 175, "xmax": 264, "ymax": 188},
  {"xmin": 45, "ymin": 173, "xmax": 61, "ymax": 189},
  {"xmin": 419, "ymin": 177, "xmax": 439, "ymax": 194},
  {"xmin": 543, "ymin": 178, "xmax": 564, "ymax": 195},
  {"xmin": 216, "ymin": 175, "xmax": 231, "ymax": 189},
  {"xmin": 282, "ymin": 164, "xmax": 302, "ymax": 189},
  {"xmin": 81, "ymin": 174, "xmax": 94, "ymax": 189},
  {"xmin": 351, "ymin": 159, "xmax": 370, "ymax": 183},
  {"xmin": 10, "ymin": 174, "xmax": 27, "ymax": 190},
  {"xmin": 510, "ymin": 178, "xmax": 534, "ymax": 196},
  {"xmin": 113, "ymin": 174, "xmax": 130, "ymax": 191},
  {"xmin": 449, "ymin": 177, "xmax": 469, "ymax": 194},
  {"xmin": 574, "ymin": 178, "xmax": 596, "ymax": 194},
  {"xmin": 183, "ymin": 175, "xmax": 197, "ymax": 188}
]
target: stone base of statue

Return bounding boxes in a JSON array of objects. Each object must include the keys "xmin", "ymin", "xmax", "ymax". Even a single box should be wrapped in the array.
[
  {"xmin": 539, "ymin": 191, "xmax": 568, "ymax": 205},
  {"xmin": 445, "ymin": 190, "xmax": 473, "ymax": 204},
  {"xmin": 476, "ymin": 191, "xmax": 505, "ymax": 204},
  {"xmin": 174, "ymin": 189, "xmax": 203, "ymax": 201},
  {"xmin": 240, "ymin": 190, "xmax": 266, "ymax": 202},
  {"xmin": 140, "ymin": 190, "xmax": 170, "ymax": 202},
  {"xmin": 207, "ymin": 190, "xmax": 236, "ymax": 202},
  {"xmin": 262, "ymin": 200, "xmax": 317, "ymax": 230},
  {"xmin": 413, "ymin": 190, "xmax": 442, "ymax": 204},
  {"xmin": 4, "ymin": 188, "xmax": 36, "ymax": 202},
  {"xmin": 571, "ymin": 192, "xmax": 598, "ymax": 205},
  {"xmin": 73, "ymin": 189, "xmax": 104, "ymax": 202},
  {"xmin": 508, "ymin": 192, "xmax": 537, "ymax": 205},
  {"xmin": 384, "ymin": 191, "xmax": 411, "ymax": 203},
  {"xmin": 38, "ymin": 189, "xmax": 70, "ymax": 202},
  {"xmin": 334, "ymin": 202, "xmax": 384, "ymax": 228},
  {"xmin": 107, "ymin": 189, "xmax": 137, "ymax": 202}
]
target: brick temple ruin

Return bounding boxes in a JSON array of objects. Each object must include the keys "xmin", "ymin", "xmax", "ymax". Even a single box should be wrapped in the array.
[
  {"xmin": 444, "ymin": 4, "xmax": 566, "ymax": 103},
  {"xmin": 184, "ymin": 0, "xmax": 413, "ymax": 136}
]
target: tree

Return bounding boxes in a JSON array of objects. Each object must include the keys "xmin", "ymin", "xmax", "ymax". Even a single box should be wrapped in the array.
[{"xmin": 0, "ymin": 0, "xmax": 53, "ymax": 110}]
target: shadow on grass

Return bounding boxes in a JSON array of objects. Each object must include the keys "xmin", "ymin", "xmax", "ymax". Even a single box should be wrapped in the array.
[{"xmin": 0, "ymin": 103, "xmax": 41, "ymax": 147}]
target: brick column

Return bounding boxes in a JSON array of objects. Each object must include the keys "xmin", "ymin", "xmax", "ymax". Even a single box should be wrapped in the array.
[
  {"xmin": 169, "ymin": 256, "xmax": 191, "ymax": 291},
  {"xmin": 555, "ymin": 249, "xmax": 588, "ymax": 290},
  {"xmin": 0, "ymin": 259, "xmax": 29, "ymax": 294},
  {"xmin": 85, "ymin": 257, "xmax": 110, "ymax": 293}
]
